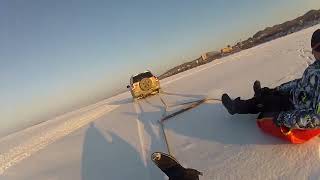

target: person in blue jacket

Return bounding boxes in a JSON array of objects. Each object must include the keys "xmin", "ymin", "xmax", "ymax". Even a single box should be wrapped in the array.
[{"xmin": 222, "ymin": 29, "xmax": 320, "ymax": 129}]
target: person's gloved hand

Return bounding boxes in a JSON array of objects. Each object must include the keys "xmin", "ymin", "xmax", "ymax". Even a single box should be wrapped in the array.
[
  {"xmin": 183, "ymin": 168, "xmax": 203, "ymax": 180},
  {"xmin": 169, "ymin": 168, "xmax": 203, "ymax": 180}
]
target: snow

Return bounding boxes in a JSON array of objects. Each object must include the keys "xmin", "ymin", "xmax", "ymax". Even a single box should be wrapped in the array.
[{"xmin": 1, "ymin": 25, "xmax": 320, "ymax": 180}]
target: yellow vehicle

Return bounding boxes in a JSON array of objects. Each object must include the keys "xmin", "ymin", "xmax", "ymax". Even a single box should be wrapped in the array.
[
  {"xmin": 127, "ymin": 70, "xmax": 160, "ymax": 99},
  {"xmin": 221, "ymin": 45, "xmax": 233, "ymax": 54}
]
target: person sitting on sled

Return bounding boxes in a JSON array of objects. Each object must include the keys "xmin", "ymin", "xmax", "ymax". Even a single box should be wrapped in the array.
[{"xmin": 222, "ymin": 29, "xmax": 320, "ymax": 129}]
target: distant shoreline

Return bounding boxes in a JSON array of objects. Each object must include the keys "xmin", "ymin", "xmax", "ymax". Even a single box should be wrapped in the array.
[{"xmin": 158, "ymin": 9, "xmax": 320, "ymax": 80}]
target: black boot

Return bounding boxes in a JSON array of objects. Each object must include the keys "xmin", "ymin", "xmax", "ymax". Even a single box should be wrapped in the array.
[
  {"xmin": 253, "ymin": 80, "xmax": 261, "ymax": 97},
  {"xmin": 253, "ymin": 80, "xmax": 280, "ymax": 97},
  {"xmin": 233, "ymin": 97, "xmax": 261, "ymax": 114},
  {"xmin": 222, "ymin": 93, "xmax": 261, "ymax": 114},
  {"xmin": 222, "ymin": 93, "xmax": 236, "ymax": 115}
]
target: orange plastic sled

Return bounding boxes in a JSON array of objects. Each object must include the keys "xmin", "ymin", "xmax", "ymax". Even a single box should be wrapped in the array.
[{"xmin": 256, "ymin": 116, "xmax": 320, "ymax": 144}]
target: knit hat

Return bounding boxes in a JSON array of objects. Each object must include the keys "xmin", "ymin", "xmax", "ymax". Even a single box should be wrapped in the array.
[{"xmin": 311, "ymin": 29, "xmax": 320, "ymax": 52}]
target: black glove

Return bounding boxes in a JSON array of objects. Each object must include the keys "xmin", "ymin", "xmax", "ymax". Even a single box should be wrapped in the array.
[{"xmin": 169, "ymin": 168, "xmax": 203, "ymax": 180}]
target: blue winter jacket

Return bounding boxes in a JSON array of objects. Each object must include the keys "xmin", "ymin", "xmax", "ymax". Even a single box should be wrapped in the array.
[{"xmin": 276, "ymin": 60, "xmax": 320, "ymax": 129}]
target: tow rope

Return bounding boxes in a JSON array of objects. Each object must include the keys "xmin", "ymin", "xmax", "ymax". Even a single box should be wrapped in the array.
[
  {"xmin": 156, "ymin": 89, "xmax": 221, "ymax": 155},
  {"xmin": 158, "ymin": 90, "xmax": 221, "ymax": 122}
]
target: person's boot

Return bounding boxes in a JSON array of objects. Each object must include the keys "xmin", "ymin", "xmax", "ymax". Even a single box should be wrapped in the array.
[
  {"xmin": 253, "ymin": 80, "xmax": 262, "ymax": 97},
  {"xmin": 222, "ymin": 93, "xmax": 260, "ymax": 114},
  {"xmin": 253, "ymin": 80, "xmax": 281, "ymax": 97},
  {"xmin": 222, "ymin": 93, "xmax": 236, "ymax": 115}
]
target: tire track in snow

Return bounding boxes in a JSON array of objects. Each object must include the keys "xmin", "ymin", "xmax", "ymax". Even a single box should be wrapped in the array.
[
  {"xmin": 133, "ymin": 101, "xmax": 148, "ymax": 167},
  {"xmin": 133, "ymin": 100, "xmax": 167, "ymax": 180},
  {"xmin": 0, "ymin": 104, "xmax": 119, "ymax": 175}
]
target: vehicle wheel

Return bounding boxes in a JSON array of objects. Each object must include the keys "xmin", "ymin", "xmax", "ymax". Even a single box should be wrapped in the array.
[{"xmin": 139, "ymin": 78, "xmax": 152, "ymax": 91}]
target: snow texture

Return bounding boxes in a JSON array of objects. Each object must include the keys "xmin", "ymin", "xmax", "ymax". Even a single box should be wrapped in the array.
[{"xmin": 0, "ymin": 25, "xmax": 320, "ymax": 180}]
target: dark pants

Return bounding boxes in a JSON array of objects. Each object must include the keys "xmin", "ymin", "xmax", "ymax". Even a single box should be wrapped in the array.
[{"xmin": 236, "ymin": 91, "xmax": 294, "ymax": 114}]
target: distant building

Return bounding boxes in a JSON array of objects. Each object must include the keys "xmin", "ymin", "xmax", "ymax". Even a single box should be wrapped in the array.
[
  {"xmin": 201, "ymin": 51, "xmax": 220, "ymax": 61},
  {"xmin": 220, "ymin": 45, "xmax": 233, "ymax": 54}
]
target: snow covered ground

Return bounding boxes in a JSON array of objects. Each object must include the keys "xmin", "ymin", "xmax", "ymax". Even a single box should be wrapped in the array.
[{"xmin": 1, "ymin": 25, "xmax": 320, "ymax": 180}]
